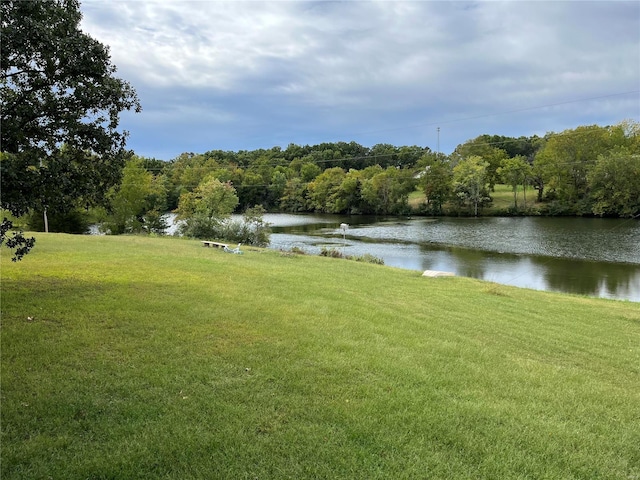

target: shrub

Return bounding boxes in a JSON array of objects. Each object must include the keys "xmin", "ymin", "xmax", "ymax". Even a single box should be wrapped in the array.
[
  {"xmin": 178, "ymin": 205, "xmax": 271, "ymax": 247},
  {"xmin": 320, "ymin": 248, "xmax": 384, "ymax": 265},
  {"xmin": 353, "ymin": 253, "xmax": 384, "ymax": 265},
  {"xmin": 320, "ymin": 247, "xmax": 344, "ymax": 258}
]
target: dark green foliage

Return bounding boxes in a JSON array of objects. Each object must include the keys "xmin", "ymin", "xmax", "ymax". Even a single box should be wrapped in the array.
[
  {"xmin": 1, "ymin": 0, "xmax": 140, "ymax": 158},
  {"xmin": 99, "ymin": 157, "xmax": 167, "ymax": 234},
  {"xmin": 588, "ymin": 148, "xmax": 640, "ymax": 217},
  {"xmin": 101, "ymin": 123, "xmax": 639, "ymax": 225},
  {"xmin": 419, "ymin": 162, "xmax": 453, "ymax": 214},
  {"xmin": 0, "ymin": 0, "xmax": 140, "ymax": 255},
  {"xmin": 27, "ymin": 209, "xmax": 91, "ymax": 234}
]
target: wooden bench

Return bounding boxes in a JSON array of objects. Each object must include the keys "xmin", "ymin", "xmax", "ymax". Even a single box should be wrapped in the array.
[{"xmin": 201, "ymin": 241, "xmax": 228, "ymax": 249}]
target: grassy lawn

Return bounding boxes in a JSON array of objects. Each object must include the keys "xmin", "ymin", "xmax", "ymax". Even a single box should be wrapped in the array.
[
  {"xmin": 410, "ymin": 184, "xmax": 542, "ymax": 215},
  {"xmin": 2, "ymin": 234, "xmax": 639, "ymax": 479},
  {"xmin": 485, "ymin": 184, "xmax": 539, "ymax": 214},
  {"xmin": 408, "ymin": 190, "xmax": 425, "ymax": 210}
]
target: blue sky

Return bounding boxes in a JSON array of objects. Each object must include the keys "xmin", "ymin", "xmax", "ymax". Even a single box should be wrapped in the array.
[{"xmin": 80, "ymin": 0, "xmax": 640, "ymax": 161}]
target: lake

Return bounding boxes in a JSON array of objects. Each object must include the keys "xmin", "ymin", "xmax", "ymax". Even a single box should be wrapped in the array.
[{"xmin": 261, "ymin": 214, "xmax": 640, "ymax": 302}]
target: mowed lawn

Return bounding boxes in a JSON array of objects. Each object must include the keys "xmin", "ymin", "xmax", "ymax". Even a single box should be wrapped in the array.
[
  {"xmin": 1, "ymin": 234, "xmax": 639, "ymax": 479},
  {"xmin": 408, "ymin": 184, "xmax": 540, "ymax": 214}
]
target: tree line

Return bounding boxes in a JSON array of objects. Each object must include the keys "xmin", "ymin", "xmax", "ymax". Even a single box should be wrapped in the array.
[
  {"xmin": 91, "ymin": 120, "xmax": 639, "ymax": 237},
  {"xmin": 13, "ymin": 120, "xmax": 640, "ymax": 239}
]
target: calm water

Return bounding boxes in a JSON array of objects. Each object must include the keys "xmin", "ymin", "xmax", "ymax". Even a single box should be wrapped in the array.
[{"xmin": 264, "ymin": 214, "xmax": 640, "ymax": 302}]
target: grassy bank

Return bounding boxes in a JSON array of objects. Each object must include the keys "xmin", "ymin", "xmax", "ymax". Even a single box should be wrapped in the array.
[
  {"xmin": 2, "ymin": 234, "xmax": 639, "ymax": 479},
  {"xmin": 409, "ymin": 184, "xmax": 542, "ymax": 215}
]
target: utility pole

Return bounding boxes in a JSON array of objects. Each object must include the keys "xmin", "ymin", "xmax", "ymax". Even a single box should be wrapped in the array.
[{"xmin": 437, "ymin": 127, "xmax": 440, "ymax": 155}]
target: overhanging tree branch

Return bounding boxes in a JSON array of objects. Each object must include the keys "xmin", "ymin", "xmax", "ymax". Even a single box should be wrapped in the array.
[{"xmin": 0, "ymin": 0, "xmax": 141, "ymax": 258}]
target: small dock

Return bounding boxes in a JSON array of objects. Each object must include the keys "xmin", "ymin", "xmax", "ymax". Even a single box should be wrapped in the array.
[
  {"xmin": 202, "ymin": 241, "xmax": 228, "ymax": 249},
  {"xmin": 422, "ymin": 270, "xmax": 455, "ymax": 277}
]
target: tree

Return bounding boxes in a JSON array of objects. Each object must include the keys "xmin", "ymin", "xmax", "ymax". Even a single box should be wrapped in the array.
[
  {"xmin": 497, "ymin": 155, "xmax": 531, "ymax": 211},
  {"xmin": 280, "ymin": 177, "xmax": 308, "ymax": 212},
  {"xmin": 361, "ymin": 167, "xmax": 415, "ymax": 215},
  {"xmin": 238, "ymin": 171, "xmax": 266, "ymax": 209},
  {"xmin": 452, "ymin": 136, "xmax": 508, "ymax": 189},
  {"xmin": 267, "ymin": 169, "xmax": 288, "ymax": 208},
  {"xmin": 176, "ymin": 177, "xmax": 239, "ymax": 238},
  {"xmin": 453, "ymin": 156, "xmax": 490, "ymax": 216},
  {"xmin": 588, "ymin": 149, "xmax": 640, "ymax": 218},
  {"xmin": 333, "ymin": 170, "xmax": 364, "ymax": 214},
  {"xmin": 300, "ymin": 162, "xmax": 321, "ymax": 183},
  {"xmin": 306, "ymin": 167, "xmax": 346, "ymax": 213},
  {"xmin": 533, "ymin": 125, "xmax": 611, "ymax": 212},
  {"xmin": 1, "ymin": 0, "xmax": 140, "ymax": 258},
  {"xmin": 418, "ymin": 154, "xmax": 453, "ymax": 214},
  {"xmin": 101, "ymin": 157, "xmax": 167, "ymax": 234}
]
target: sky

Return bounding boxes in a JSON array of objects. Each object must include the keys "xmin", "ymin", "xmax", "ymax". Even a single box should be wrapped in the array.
[{"xmin": 80, "ymin": 0, "xmax": 640, "ymax": 161}]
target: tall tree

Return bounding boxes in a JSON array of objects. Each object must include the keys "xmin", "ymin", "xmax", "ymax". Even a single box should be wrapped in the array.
[
  {"xmin": 101, "ymin": 157, "xmax": 167, "ymax": 234},
  {"xmin": 306, "ymin": 167, "xmax": 346, "ymax": 213},
  {"xmin": 361, "ymin": 168, "xmax": 415, "ymax": 215},
  {"xmin": 452, "ymin": 136, "xmax": 508, "ymax": 189},
  {"xmin": 417, "ymin": 153, "xmax": 453, "ymax": 214},
  {"xmin": 533, "ymin": 125, "xmax": 611, "ymax": 212},
  {"xmin": 1, "ymin": 0, "xmax": 140, "ymax": 258},
  {"xmin": 176, "ymin": 177, "xmax": 239, "ymax": 238},
  {"xmin": 453, "ymin": 156, "xmax": 490, "ymax": 216},
  {"xmin": 280, "ymin": 177, "xmax": 308, "ymax": 213},
  {"xmin": 588, "ymin": 149, "xmax": 640, "ymax": 218}
]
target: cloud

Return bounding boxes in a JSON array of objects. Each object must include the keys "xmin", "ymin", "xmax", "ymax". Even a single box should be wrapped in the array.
[{"xmin": 80, "ymin": 0, "xmax": 640, "ymax": 159}]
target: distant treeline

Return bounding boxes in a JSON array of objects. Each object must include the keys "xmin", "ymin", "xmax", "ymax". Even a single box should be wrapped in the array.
[
  {"xmin": 26, "ymin": 121, "xmax": 640, "ymax": 234},
  {"xmin": 147, "ymin": 121, "xmax": 638, "ymax": 214}
]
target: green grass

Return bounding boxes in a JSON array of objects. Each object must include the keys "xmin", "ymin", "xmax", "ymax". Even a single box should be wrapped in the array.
[
  {"xmin": 410, "ymin": 184, "xmax": 542, "ymax": 215},
  {"xmin": 2, "ymin": 234, "xmax": 639, "ymax": 479},
  {"xmin": 485, "ymin": 184, "xmax": 539, "ymax": 214},
  {"xmin": 408, "ymin": 190, "xmax": 425, "ymax": 210}
]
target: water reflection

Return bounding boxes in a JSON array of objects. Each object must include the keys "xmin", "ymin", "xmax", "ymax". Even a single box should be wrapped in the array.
[
  {"xmin": 267, "ymin": 214, "xmax": 640, "ymax": 301},
  {"xmin": 417, "ymin": 245, "xmax": 640, "ymax": 301}
]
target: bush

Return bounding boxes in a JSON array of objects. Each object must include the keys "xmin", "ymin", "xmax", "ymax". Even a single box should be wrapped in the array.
[
  {"xmin": 353, "ymin": 253, "xmax": 385, "ymax": 265},
  {"xmin": 218, "ymin": 206, "xmax": 271, "ymax": 246},
  {"xmin": 177, "ymin": 205, "xmax": 271, "ymax": 247},
  {"xmin": 177, "ymin": 214, "xmax": 222, "ymax": 239},
  {"xmin": 320, "ymin": 248, "xmax": 384, "ymax": 265},
  {"xmin": 143, "ymin": 210, "xmax": 169, "ymax": 235},
  {"xmin": 320, "ymin": 247, "xmax": 345, "ymax": 258}
]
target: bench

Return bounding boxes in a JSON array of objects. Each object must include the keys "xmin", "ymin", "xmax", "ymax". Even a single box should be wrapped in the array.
[{"xmin": 201, "ymin": 241, "xmax": 228, "ymax": 249}]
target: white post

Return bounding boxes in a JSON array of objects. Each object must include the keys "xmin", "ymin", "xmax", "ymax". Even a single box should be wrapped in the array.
[
  {"xmin": 43, "ymin": 208, "xmax": 49, "ymax": 233},
  {"xmin": 340, "ymin": 223, "xmax": 348, "ymax": 251}
]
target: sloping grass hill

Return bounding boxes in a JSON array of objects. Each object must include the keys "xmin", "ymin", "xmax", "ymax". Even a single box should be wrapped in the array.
[{"xmin": 1, "ymin": 234, "xmax": 639, "ymax": 479}]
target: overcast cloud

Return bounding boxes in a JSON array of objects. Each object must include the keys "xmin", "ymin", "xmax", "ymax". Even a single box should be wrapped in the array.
[{"xmin": 80, "ymin": 0, "xmax": 640, "ymax": 160}]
